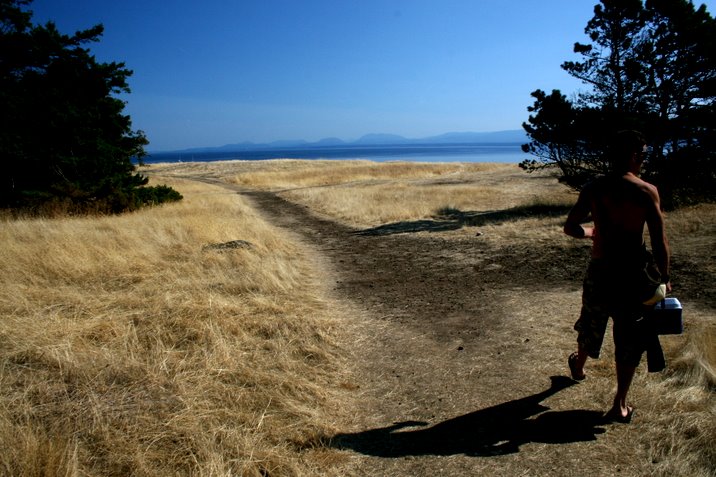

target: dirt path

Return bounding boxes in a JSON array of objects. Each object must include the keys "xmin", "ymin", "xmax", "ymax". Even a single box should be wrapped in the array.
[{"xmin": 236, "ymin": 188, "xmax": 644, "ymax": 476}]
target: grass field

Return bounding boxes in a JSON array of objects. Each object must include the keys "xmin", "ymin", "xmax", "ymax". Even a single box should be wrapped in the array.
[
  {"xmin": 1, "ymin": 160, "xmax": 714, "ymax": 476},
  {"xmin": 0, "ymin": 178, "xmax": 354, "ymax": 476}
]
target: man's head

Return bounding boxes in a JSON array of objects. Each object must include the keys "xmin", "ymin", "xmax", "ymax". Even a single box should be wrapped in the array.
[{"xmin": 611, "ymin": 130, "xmax": 648, "ymax": 174}]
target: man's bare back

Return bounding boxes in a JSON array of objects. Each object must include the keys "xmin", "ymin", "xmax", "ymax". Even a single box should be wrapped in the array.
[{"xmin": 564, "ymin": 172, "xmax": 670, "ymax": 282}]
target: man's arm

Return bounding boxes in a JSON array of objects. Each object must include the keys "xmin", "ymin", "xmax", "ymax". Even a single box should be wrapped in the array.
[
  {"xmin": 644, "ymin": 185, "xmax": 671, "ymax": 290},
  {"xmin": 564, "ymin": 187, "xmax": 594, "ymax": 239}
]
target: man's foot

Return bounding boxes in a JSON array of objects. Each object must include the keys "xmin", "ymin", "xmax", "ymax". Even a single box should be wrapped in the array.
[
  {"xmin": 568, "ymin": 352, "xmax": 586, "ymax": 381},
  {"xmin": 603, "ymin": 406, "xmax": 634, "ymax": 424}
]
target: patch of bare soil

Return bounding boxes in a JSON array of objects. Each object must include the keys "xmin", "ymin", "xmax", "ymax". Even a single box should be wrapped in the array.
[{"xmin": 187, "ymin": 176, "xmax": 714, "ymax": 476}]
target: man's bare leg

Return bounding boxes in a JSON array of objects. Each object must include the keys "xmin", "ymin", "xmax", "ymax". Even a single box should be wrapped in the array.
[
  {"xmin": 608, "ymin": 361, "xmax": 636, "ymax": 422},
  {"xmin": 569, "ymin": 345, "xmax": 588, "ymax": 380}
]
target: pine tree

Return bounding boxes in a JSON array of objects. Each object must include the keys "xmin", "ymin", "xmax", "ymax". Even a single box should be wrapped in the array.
[
  {"xmin": 522, "ymin": 0, "xmax": 715, "ymax": 206},
  {"xmin": 0, "ymin": 0, "xmax": 181, "ymax": 213}
]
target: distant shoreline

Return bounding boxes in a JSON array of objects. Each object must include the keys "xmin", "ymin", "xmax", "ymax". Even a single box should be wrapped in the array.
[{"xmin": 142, "ymin": 141, "xmax": 529, "ymax": 164}]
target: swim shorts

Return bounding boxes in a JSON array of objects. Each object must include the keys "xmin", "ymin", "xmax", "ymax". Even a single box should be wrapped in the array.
[{"xmin": 574, "ymin": 259, "xmax": 647, "ymax": 367}]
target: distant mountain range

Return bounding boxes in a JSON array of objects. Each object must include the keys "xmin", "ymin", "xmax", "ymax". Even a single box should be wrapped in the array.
[{"xmin": 156, "ymin": 130, "xmax": 528, "ymax": 154}]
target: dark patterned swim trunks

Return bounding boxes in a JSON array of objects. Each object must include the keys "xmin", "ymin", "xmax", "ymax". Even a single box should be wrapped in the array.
[{"xmin": 574, "ymin": 259, "xmax": 647, "ymax": 366}]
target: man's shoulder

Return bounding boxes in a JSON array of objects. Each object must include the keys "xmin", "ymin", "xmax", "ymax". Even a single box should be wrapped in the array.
[
  {"xmin": 588, "ymin": 174, "xmax": 660, "ymax": 207},
  {"xmin": 587, "ymin": 175, "xmax": 619, "ymax": 193},
  {"xmin": 596, "ymin": 173, "xmax": 657, "ymax": 193},
  {"xmin": 625, "ymin": 174, "xmax": 659, "ymax": 198}
]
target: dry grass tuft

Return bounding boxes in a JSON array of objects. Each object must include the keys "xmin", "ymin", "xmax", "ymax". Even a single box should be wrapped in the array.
[
  {"xmin": 640, "ymin": 313, "xmax": 716, "ymax": 477},
  {"xmin": 653, "ymin": 204, "xmax": 716, "ymax": 467},
  {"xmin": 0, "ymin": 178, "xmax": 351, "ymax": 476}
]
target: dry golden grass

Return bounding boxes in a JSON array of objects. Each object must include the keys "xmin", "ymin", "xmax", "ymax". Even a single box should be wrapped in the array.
[
  {"xmin": 143, "ymin": 159, "xmax": 574, "ymax": 228},
  {"xmin": 231, "ymin": 160, "xmax": 499, "ymax": 190},
  {"xmin": 636, "ymin": 203, "xmax": 716, "ymax": 476},
  {"xmin": 279, "ymin": 164, "xmax": 574, "ymax": 228},
  {"xmin": 0, "ymin": 178, "xmax": 351, "ymax": 476}
]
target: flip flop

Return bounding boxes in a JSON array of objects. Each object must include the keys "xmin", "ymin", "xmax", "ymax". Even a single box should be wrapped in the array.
[
  {"xmin": 603, "ymin": 406, "xmax": 634, "ymax": 424},
  {"xmin": 568, "ymin": 352, "xmax": 586, "ymax": 381}
]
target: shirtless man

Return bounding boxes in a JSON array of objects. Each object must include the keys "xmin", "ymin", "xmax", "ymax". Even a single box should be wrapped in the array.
[{"xmin": 563, "ymin": 130, "xmax": 671, "ymax": 422}]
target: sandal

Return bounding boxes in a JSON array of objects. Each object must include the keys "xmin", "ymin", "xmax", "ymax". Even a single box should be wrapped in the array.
[
  {"xmin": 568, "ymin": 352, "xmax": 586, "ymax": 381},
  {"xmin": 603, "ymin": 406, "xmax": 634, "ymax": 424}
]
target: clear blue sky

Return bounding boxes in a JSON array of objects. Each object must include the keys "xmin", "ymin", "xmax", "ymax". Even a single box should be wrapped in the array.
[{"xmin": 29, "ymin": 0, "xmax": 715, "ymax": 151}]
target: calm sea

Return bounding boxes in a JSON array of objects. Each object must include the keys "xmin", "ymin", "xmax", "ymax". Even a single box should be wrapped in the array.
[{"xmin": 143, "ymin": 142, "xmax": 528, "ymax": 164}]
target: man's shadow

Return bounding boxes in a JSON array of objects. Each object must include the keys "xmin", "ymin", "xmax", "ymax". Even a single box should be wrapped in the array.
[{"xmin": 328, "ymin": 376, "xmax": 606, "ymax": 457}]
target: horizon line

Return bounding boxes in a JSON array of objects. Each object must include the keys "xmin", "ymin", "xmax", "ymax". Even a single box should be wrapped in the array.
[{"xmin": 147, "ymin": 128, "xmax": 528, "ymax": 154}]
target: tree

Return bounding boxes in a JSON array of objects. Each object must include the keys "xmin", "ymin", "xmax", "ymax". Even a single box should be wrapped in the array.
[
  {"xmin": 640, "ymin": 0, "xmax": 716, "ymax": 204},
  {"xmin": 0, "ymin": 0, "xmax": 181, "ymax": 213},
  {"xmin": 561, "ymin": 0, "xmax": 647, "ymax": 115},
  {"xmin": 521, "ymin": 89, "xmax": 610, "ymax": 188},
  {"xmin": 521, "ymin": 0, "xmax": 715, "ymax": 206}
]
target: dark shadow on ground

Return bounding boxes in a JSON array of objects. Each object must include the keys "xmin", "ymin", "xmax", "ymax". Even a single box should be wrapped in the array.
[
  {"xmin": 353, "ymin": 219, "xmax": 464, "ymax": 236},
  {"xmin": 326, "ymin": 376, "xmax": 607, "ymax": 457},
  {"xmin": 438, "ymin": 203, "xmax": 573, "ymax": 227},
  {"xmin": 355, "ymin": 204, "xmax": 573, "ymax": 236}
]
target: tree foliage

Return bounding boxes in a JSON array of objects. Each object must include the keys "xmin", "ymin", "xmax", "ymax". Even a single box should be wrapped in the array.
[
  {"xmin": 522, "ymin": 0, "xmax": 716, "ymax": 206},
  {"xmin": 0, "ymin": 0, "xmax": 181, "ymax": 214}
]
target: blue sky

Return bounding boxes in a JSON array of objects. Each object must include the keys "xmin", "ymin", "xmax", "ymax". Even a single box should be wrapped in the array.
[{"xmin": 29, "ymin": 0, "xmax": 715, "ymax": 151}]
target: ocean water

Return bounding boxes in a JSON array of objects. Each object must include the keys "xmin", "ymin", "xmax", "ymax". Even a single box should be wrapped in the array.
[{"xmin": 143, "ymin": 142, "xmax": 528, "ymax": 164}]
